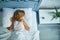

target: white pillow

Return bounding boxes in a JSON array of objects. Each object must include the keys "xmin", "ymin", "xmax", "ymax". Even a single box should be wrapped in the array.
[
  {"xmin": 2, "ymin": 8, "xmax": 33, "ymax": 28},
  {"xmin": 2, "ymin": 8, "xmax": 37, "ymax": 31},
  {"xmin": 2, "ymin": 8, "xmax": 14, "ymax": 28}
]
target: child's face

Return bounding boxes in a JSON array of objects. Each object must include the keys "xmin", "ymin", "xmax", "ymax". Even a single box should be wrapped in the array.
[{"xmin": 18, "ymin": 12, "xmax": 25, "ymax": 21}]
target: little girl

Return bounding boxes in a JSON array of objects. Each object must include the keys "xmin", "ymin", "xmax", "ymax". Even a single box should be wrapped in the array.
[{"xmin": 7, "ymin": 10, "xmax": 30, "ymax": 40}]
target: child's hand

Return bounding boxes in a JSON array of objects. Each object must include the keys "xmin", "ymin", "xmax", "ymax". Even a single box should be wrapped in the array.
[
  {"xmin": 7, "ymin": 25, "xmax": 14, "ymax": 30},
  {"xmin": 25, "ymin": 26, "xmax": 30, "ymax": 31},
  {"xmin": 7, "ymin": 27, "xmax": 12, "ymax": 30},
  {"xmin": 7, "ymin": 22, "xmax": 14, "ymax": 30},
  {"xmin": 7, "ymin": 27, "xmax": 11, "ymax": 30}
]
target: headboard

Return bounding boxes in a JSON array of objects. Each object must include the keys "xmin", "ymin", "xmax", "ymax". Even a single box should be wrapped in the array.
[{"xmin": 0, "ymin": 0, "xmax": 42, "ymax": 11}]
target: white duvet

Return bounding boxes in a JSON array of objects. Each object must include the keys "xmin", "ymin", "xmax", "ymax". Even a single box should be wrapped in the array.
[{"xmin": 0, "ymin": 27, "xmax": 40, "ymax": 40}]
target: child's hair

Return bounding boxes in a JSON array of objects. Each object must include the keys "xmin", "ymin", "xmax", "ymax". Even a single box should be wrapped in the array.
[
  {"xmin": 11, "ymin": 10, "xmax": 25, "ymax": 22},
  {"xmin": 7, "ymin": 10, "xmax": 25, "ymax": 30}
]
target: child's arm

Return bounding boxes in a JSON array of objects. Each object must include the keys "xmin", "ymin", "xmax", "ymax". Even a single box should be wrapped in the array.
[
  {"xmin": 23, "ymin": 20, "xmax": 30, "ymax": 31},
  {"xmin": 7, "ymin": 22, "xmax": 14, "ymax": 30}
]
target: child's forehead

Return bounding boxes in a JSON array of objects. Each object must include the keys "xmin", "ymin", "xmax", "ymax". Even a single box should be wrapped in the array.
[
  {"xmin": 18, "ymin": 12, "xmax": 25, "ymax": 16},
  {"xmin": 18, "ymin": 12, "xmax": 25, "ymax": 15},
  {"xmin": 18, "ymin": 12, "xmax": 24, "ymax": 14}
]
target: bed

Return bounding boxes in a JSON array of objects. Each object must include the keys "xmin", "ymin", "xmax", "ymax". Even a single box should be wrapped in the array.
[{"xmin": 0, "ymin": 0, "xmax": 42, "ymax": 40}]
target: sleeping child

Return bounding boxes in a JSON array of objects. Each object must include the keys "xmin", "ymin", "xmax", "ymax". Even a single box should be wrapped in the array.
[{"xmin": 7, "ymin": 10, "xmax": 30, "ymax": 40}]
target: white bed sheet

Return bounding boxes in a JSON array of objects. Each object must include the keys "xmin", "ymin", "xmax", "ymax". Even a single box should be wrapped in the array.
[{"xmin": 1, "ymin": 8, "xmax": 40, "ymax": 40}]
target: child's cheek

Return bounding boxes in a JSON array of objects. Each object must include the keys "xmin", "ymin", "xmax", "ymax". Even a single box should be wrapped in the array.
[{"xmin": 21, "ymin": 17, "xmax": 24, "ymax": 19}]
